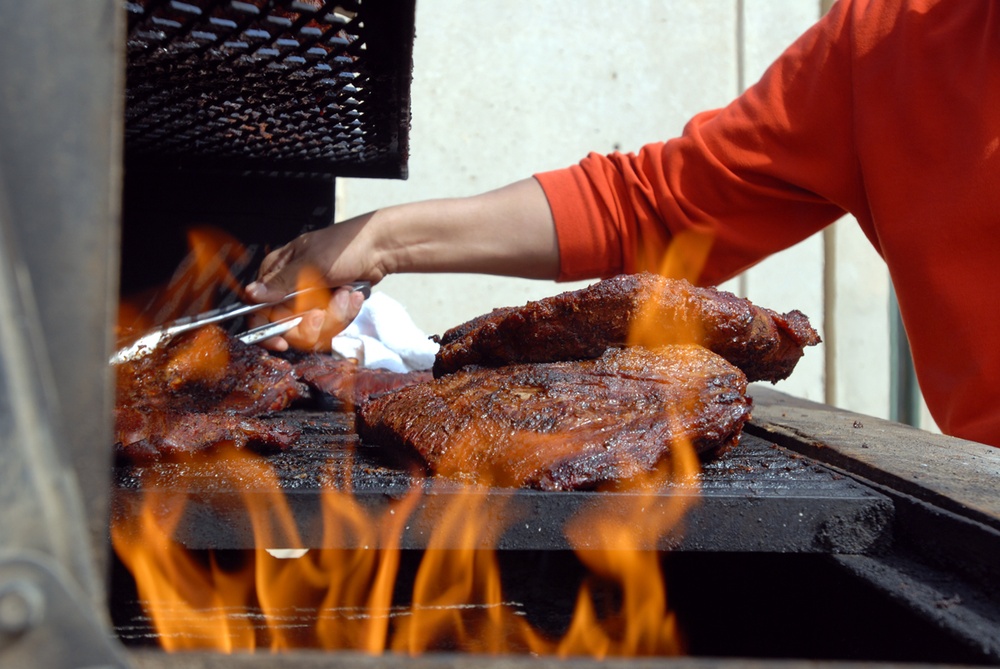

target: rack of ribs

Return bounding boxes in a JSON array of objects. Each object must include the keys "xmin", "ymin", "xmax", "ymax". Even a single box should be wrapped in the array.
[
  {"xmin": 114, "ymin": 324, "xmax": 308, "ymax": 459},
  {"xmin": 433, "ymin": 273, "xmax": 820, "ymax": 383},
  {"xmin": 287, "ymin": 352, "xmax": 432, "ymax": 409},
  {"xmin": 114, "ymin": 324, "xmax": 432, "ymax": 460},
  {"xmin": 358, "ymin": 345, "xmax": 752, "ymax": 491}
]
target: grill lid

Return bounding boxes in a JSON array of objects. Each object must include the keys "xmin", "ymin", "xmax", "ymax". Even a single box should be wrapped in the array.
[{"xmin": 124, "ymin": 0, "xmax": 414, "ymax": 178}]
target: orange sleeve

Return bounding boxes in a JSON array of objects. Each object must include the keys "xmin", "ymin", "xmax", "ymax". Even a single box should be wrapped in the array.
[{"xmin": 535, "ymin": 0, "xmax": 865, "ymax": 286}]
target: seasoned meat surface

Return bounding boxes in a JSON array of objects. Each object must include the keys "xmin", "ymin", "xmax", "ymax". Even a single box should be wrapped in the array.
[
  {"xmin": 115, "ymin": 407, "xmax": 300, "ymax": 460},
  {"xmin": 116, "ymin": 324, "xmax": 306, "ymax": 415},
  {"xmin": 288, "ymin": 352, "xmax": 433, "ymax": 408},
  {"xmin": 114, "ymin": 325, "xmax": 432, "ymax": 460},
  {"xmin": 359, "ymin": 345, "xmax": 752, "ymax": 491},
  {"xmin": 433, "ymin": 273, "xmax": 820, "ymax": 383},
  {"xmin": 115, "ymin": 324, "xmax": 307, "ymax": 459}
]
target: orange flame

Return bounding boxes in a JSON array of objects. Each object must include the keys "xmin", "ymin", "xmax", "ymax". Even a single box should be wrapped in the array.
[
  {"xmin": 112, "ymin": 440, "xmax": 699, "ymax": 656},
  {"xmin": 628, "ymin": 228, "xmax": 715, "ymax": 350},
  {"xmin": 117, "ymin": 226, "xmax": 253, "ymax": 339},
  {"xmin": 112, "ymin": 228, "xmax": 719, "ymax": 657},
  {"xmin": 112, "ymin": 446, "xmax": 425, "ymax": 652}
]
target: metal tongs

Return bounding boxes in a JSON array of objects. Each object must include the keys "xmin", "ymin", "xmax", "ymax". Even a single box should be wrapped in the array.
[{"xmin": 110, "ymin": 281, "xmax": 371, "ymax": 365}]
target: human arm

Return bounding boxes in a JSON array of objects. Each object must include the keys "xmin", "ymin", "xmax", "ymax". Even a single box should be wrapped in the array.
[
  {"xmin": 537, "ymin": 0, "xmax": 867, "ymax": 286},
  {"xmin": 244, "ymin": 177, "xmax": 558, "ymax": 350},
  {"xmin": 249, "ymin": 0, "xmax": 871, "ymax": 349}
]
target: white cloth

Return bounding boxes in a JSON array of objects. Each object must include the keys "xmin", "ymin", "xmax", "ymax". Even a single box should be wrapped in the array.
[{"xmin": 330, "ymin": 292, "xmax": 439, "ymax": 373}]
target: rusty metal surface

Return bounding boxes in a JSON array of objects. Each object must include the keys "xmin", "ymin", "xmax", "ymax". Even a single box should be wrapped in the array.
[{"xmin": 112, "ymin": 417, "xmax": 893, "ymax": 553}]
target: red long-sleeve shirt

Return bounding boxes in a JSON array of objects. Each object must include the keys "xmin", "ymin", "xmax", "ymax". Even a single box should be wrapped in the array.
[{"xmin": 534, "ymin": 0, "xmax": 1000, "ymax": 446}]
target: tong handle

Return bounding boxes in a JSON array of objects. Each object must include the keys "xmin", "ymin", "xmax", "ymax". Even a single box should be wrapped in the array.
[
  {"xmin": 110, "ymin": 281, "xmax": 371, "ymax": 365},
  {"xmin": 167, "ymin": 286, "xmax": 321, "ymax": 334},
  {"xmin": 237, "ymin": 315, "xmax": 305, "ymax": 345},
  {"xmin": 155, "ymin": 282, "xmax": 370, "ymax": 338},
  {"xmin": 235, "ymin": 281, "xmax": 371, "ymax": 345}
]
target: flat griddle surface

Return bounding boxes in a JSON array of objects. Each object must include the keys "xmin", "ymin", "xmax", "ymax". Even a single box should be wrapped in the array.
[{"xmin": 112, "ymin": 409, "xmax": 892, "ymax": 553}]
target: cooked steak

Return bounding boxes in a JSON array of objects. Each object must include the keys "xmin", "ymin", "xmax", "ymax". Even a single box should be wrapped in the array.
[
  {"xmin": 116, "ymin": 324, "xmax": 307, "ymax": 415},
  {"xmin": 358, "ymin": 345, "xmax": 751, "ymax": 491},
  {"xmin": 433, "ymin": 273, "xmax": 820, "ymax": 383},
  {"xmin": 288, "ymin": 352, "xmax": 433, "ymax": 408},
  {"xmin": 114, "ymin": 324, "xmax": 434, "ymax": 460},
  {"xmin": 115, "ymin": 407, "xmax": 300, "ymax": 460},
  {"xmin": 115, "ymin": 324, "xmax": 307, "ymax": 460}
]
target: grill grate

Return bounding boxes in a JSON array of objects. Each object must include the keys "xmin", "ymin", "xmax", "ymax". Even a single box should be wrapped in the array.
[
  {"xmin": 124, "ymin": 0, "xmax": 414, "ymax": 177},
  {"xmin": 112, "ymin": 425, "xmax": 893, "ymax": 553}
]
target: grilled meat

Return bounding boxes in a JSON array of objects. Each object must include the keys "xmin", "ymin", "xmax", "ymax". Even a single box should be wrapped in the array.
[
  {"xmin": 116, "ymin": 324, "xmax": 306, "ymax": 415},
  {"xmin": 115, "ymin": 324, "xmax": 307, "ymax": 459},
  {"xmin": 114, "ymin": 324, "xmax": 434, "ymax": 460},
  {"xmin": 358, "ymin": 345, "xmax": 751, "ymax": 491},
  {"xmin": 288, "ymin": 352, "xmax": 433, "ymax": 408},
  {"xmin": 433, "ymin": 273, "xmax": 820, "ymax": 383},
  {"xmin": 115, "ymin": 407, "xmax": 300, "ymax": 460}
]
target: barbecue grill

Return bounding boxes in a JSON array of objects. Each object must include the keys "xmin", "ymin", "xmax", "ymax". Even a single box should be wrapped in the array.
[{"xmin": 1, "ymin": 1, "xmax": 999, "ymax": 668}]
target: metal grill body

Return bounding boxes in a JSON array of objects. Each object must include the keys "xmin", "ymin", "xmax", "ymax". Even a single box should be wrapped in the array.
[{"xmin": 125, "ymin": 0, "xmax": 414, "ymax": 178}]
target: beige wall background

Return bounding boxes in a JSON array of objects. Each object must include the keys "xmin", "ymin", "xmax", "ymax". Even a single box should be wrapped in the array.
[{"xmin": 335, "ymin": 0, "xmax": 937, "ymax": 431}]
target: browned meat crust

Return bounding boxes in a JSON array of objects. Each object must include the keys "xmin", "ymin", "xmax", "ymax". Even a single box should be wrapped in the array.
[
  {"xmin": 115, "ymin": 407, "xmax": 300, "ymax": 460},
  {"xmin": 288, "ymin": 352, "xmax": 433, "ymax": 408},
  {"xmin": 114, "ymin": 325, "xmax": 433, "ymax": 460},
  {"xmin": 433, "ymin": 273, "xmax": 820, "ymax": 383},
  {"xmin": 116, "ymin": 324, "xmax": 307, "ymax": 415},
  {"xmin": 115, "ymin": 324, "xmax": 307, "ymax": 459},
  {"xmin": 358, "ymin": 345, "xmax": 752, "ymax": 491}
]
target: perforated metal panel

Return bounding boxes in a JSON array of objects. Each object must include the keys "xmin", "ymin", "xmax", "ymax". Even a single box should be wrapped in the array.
[{"xmin": 125, "ymin": 0, "xmax": 414, "ymax": 177}]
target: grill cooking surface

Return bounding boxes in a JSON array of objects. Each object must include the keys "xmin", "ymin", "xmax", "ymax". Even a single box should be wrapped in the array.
[
  {"xmin": 109, "ymin": 397, "xmax": 1000, "ymax": 663},
  {"xmin": 125, "ymin": 0, "xmax": 414, "ymax": 177},
  {"xmin": 112, "ymin": 410, "xmax": 893, "ymax": 553}
]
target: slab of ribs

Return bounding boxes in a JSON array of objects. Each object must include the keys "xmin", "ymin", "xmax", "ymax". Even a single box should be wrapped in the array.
[
  {"xmin": 114, "ymin": 324, "xmax": 430, "ymax": 460},
  {"xmin": 433, "ymin": 273, "xmax": 820, "ymax": 383},
  {"xmin": 358, "ymin": 273, "xmax": 819, "ymax": 490},
  {"xmin": 358, "ymin": 345, "xmax": 751, "ymax": 491},
  {"xmin": 115, "ymin": 273, "xmax": 820, "ymax": 489}
]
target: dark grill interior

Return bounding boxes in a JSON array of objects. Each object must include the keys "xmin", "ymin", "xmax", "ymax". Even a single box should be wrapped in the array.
[
  {"xmin": 111, "ymin": 550, "xmax": 990, "ymax": 664},
  {"xmin": 120, "ymin": 0, "xmax": 417, "ymax": 297},
  {"xmin": 125, "ymin": 0, "xmax": 414, "ymax": 177}
]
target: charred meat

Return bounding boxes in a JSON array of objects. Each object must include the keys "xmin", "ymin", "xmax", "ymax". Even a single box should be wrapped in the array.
[
  {"xmin": 115, "ymin": 324, "xmax": 307, "ymax": 458},
  {"xmin": 115, "ymin": 324, "xmax": 432, "ymax": 459},
  {"xmin": 289, "ymin": 352, "xmax": 433, "ymax": 408},
  {"xmin": 359, "ymin": 345, "xmax": 752, "ymax": 491},
  {"xmin": 115, "ymin": 407, "xmax": 300, "ymax": 461},
  {"xmin": 116, "ymin": 324, "xmax": 306, "ymax": 416},
  {"xmin": 433, "ymin": 273, "xmax": 820, "ymax": 383}
]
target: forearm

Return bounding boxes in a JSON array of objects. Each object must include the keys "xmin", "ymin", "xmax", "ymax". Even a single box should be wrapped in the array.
[
  {"xmin": 245, "ymin": 179, "xmax": 558, "ymax": 350},
  {"xmin": 371, "ymin": 177, "xmax": 560, "ymax": 279}
]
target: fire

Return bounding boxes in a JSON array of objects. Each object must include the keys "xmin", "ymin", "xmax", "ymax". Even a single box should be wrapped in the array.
[
  {"xmin": 629, "ymin": 228, "xmax": 715, "ymax": 351},
  {"xmin": 112, "ymin": 441, "xmax": 699, "ymax": 655},
  {"xmin": 111, "ymin": 445, "xmax": 425, "ymax": 651},
  {"xmin": 112, "ymin": 227, "xmax": 714, "ymax": 657},
  {"xmin": 553, "ymin": 453, "xmax": 699, "ymax": 658},
  {"xmin": 117, "ymin": 226, "xmax": 252, "ymax": 339}
]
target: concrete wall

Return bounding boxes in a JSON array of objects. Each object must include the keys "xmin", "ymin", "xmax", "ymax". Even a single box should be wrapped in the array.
[{"xmin": 336, "ymin": 0, "xmax": 934, "ymax": 430}]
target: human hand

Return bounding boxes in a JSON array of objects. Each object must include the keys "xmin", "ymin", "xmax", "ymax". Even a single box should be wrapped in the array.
[
  {"xmin": 242, "ymin": 179, "xmax": 560, "ymax": 350},
  {"xmin": 244, "ymin": 283, "xmax": 366, "ymax": 352},
  {"xmin": 244, "ymin": 215, "xmax": 379, "ymax": 351}
]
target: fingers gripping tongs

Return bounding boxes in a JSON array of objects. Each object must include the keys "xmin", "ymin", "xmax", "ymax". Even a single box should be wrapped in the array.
[{"xmin": 110, "ymin": 281, "xmax": 371, "ymax": 365}]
